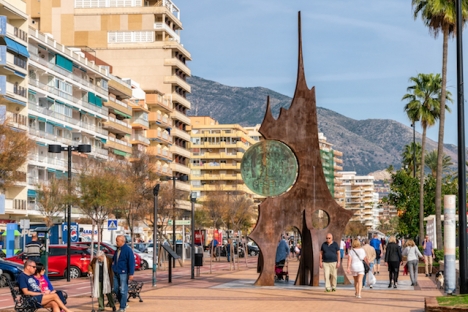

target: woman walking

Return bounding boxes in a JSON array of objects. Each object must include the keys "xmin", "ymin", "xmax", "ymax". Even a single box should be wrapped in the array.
[
  {"xmin": 88, "ymin": 251, "xmax": 116, "ymax": 311},
  {"xmin": 347, "ymin": 239, "xmax": 369, "ymax": 298},
  {"xmin": 385, "ymin": 236, "xmax": 402, "ymax": 288},
  {"xmin": 402, "ymin": 239, "xmax": 424, "ymax": 286}
]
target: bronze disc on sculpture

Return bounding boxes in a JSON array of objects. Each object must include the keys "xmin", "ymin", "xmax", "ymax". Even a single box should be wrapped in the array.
[{"xmin": 241, "ymin": 140, "xmax": 298, "ymax": 197}]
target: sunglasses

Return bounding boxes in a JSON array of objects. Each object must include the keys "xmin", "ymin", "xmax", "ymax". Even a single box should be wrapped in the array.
[
  {"xmin": 326, "ymin": 237, "xmax": 332, "ymax": 239},
  {"xmin": 29, "ymin": 265, "xmax": 36, "ymax": 268}
]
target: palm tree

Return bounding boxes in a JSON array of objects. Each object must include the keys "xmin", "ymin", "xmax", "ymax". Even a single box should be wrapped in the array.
[
  {"xmin": 425, "ymin": 150, "xmax": 453, "ymax": 177},
  {"xmin": 401, "ymin": 142, "xmax": 422, "ymax": 175},
  {"xmin": 403, "ymin": 73, "xmax": 446, "ymax": 243},
  {"xmin": 412, "ymin": 0, "xmax": 465, "ymax": 248}
]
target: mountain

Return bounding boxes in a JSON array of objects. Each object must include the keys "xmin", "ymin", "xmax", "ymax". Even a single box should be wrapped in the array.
[{"xmin": 187, "ymin": 76, "xmax": 458, "ymax": 175}]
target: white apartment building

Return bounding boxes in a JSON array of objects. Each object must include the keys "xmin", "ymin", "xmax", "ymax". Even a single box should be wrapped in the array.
[{"xmin": 337, "ymin": 171, "xmax": 380, "ymax": 228}]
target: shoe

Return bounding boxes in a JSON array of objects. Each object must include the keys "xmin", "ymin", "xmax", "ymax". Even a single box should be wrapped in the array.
[
  {"xmin": 112, "ymin": 307, "xmax": 116, "ymax": 312},
  {"xmin": 411, "ymin": 283, "xmax": 414, "ymax": 286},
  {"xmin": 377, "ymin": 271, "xmax": 380, "ymax": 275},
  {"xmin": 357, "ymin": 295, "xmax": 361, "ymax": 298},
  {"xmin": 325, "ymin": 288, "xmax": 331, "ymax": 292},
  {"xmin": 393, "ymin": 284, "xmax": 397, "ymax": 288},
  {"xmin": 388, "ymin": 283, "xmax": 392, "ymax": 288},
  {"xmin": 369, "ymin": 285, "xmax": 373, "ymax": 289},
  {"xmin": 332, "ymin": 288, "xmax": 336, "ymax": 292},
  {"xmin": 429, "ymin": 273, "xmax": 432, "ymax": 277},
  {"xmin": 425, "ymin": 274, "xmax": 429, "ymax": 277}
]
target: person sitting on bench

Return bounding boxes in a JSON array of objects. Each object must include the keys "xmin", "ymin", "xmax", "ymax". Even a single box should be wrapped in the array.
[
  {"xmin": 18, "ymin": 260, "xmax": 73, "ymax": 312},
  {"xmin": 34, "ymin": 263, "xmax": 67, "ymax": 304}
]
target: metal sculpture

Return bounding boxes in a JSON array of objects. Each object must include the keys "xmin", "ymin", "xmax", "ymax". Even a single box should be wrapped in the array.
[{"xmin": 244, "ymin": 12, "xmax": 354, "ymax": 286}]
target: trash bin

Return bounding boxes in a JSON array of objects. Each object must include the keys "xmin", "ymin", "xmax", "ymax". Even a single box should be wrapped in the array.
[{"xmin": 194, "ymin": 253, "xmax": 203, "ymax": 267}]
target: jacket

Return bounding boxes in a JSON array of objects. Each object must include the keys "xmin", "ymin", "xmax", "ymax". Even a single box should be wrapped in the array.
[
  {"xmin": 89, "ymin": 256, "xmax": 114, "ymax": 287},
  {"xmin": 112, "ymin": 244, "xmax": 135, "ymax": 275},
  {"xmin": 385, "ymin": 242, "xmax": 402, "ymax": 262},
  {"xmin": 403, "ymin": 246, "xmax": 423, "ymax": 262}
]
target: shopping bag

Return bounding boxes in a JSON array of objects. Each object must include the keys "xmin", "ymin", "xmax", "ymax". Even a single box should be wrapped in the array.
[{"xmin": 368, "ymin": 271, "xmax": 376, "ymax": 286}]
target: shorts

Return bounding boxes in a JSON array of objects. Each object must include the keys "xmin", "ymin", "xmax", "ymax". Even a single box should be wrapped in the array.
[
  {"xmin": 351, "ymin": 270, "xmax": 364, "ymax": 277},
  {"xmin": 374, "ymin": 258, "xmax": 381, "ymax": 265}
]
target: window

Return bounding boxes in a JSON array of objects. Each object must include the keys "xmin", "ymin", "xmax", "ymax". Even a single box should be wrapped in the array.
[
  {"xmin": 108, "ymin": 31, "xmax": 154, "ymax": 44},
  {"xmin": 54, "ymin": 78, "xmax": 72, "ymax": 95},
  {"xmin": 49, "ymin": 248, "xmax": 66, "ymax": 256}
]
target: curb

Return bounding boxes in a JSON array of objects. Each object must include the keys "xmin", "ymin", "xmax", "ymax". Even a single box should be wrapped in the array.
[{"xmin": 426, "ymin": 297, "xmax": 468, "ymax": 312}]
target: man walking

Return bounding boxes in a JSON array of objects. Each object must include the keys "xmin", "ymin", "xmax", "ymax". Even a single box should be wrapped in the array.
[
  {"xmin": 370, "ymin": 234, "xmax": 382, "ymax": 274},
  {"xmin": 362, "ymin": 239, "xmax": 376, "ymax": 288},
  {"xmin": 423, "ymin": 235, "xmax": 435, "ymax": 277},
  {"xmin": 320, "ymin": 233, "xmax": 340, "ymax": 292},
  {"xmin": 112, "ymin": 235, "xmax": 135, "ymax": 312},
  {"xmin": 24, "ymin": 233, "xmax": 43, "ymax": 264}
]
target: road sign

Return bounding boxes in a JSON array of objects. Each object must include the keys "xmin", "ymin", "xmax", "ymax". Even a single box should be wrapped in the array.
[
  {"xmin": 19, "ymin": 219, "xmax": 30, "ymax": 229},
  {"xmin": 107, "ymin": 219, "xmax": 118, "ymax": 230},
  {"xmin": 168, "ymin": 220, "xmax": 191, "ymax": 226}
]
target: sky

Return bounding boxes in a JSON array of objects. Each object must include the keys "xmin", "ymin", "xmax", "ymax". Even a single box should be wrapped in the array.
[{"xmin": 175, "ymin": 0, "xmax": 465, "ymax": 146}]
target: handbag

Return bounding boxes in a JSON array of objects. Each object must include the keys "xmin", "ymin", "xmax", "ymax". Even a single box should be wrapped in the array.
[{"xmin": 353, "ymin": 249, "xmax": 369, "ymax": 273}]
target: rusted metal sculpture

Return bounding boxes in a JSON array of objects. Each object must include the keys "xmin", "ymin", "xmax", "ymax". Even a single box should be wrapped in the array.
[{"xmin": 244, "ymin": 12, "xmax": 354, "ymax": 286}]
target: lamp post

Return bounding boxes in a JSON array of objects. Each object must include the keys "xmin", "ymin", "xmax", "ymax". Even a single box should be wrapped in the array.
[
  {"xmin": 48, "ymin": 144, "xmax": 91, "ymax": 282},
  {"xmin": 456, "ymin": 0, "xmax": 467, "ymax": 294},
  {"xmin": 152, "ymin": 184, "xmax": 160, "ymax": 287},
  {"xmin": 411, "ymin": 122, "xmax": 416, "ymax": 178},
  {"xmin": 190, "ymin": 192, "xmax": 196, "ymax": 279},
  {"xmin": 162, "ymin": 175, "xmax": 188, "ymax": 268}
]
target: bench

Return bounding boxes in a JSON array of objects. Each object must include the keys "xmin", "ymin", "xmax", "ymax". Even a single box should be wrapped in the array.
[
  {"xmin": 127, "ymin": 281, "xmax": 143, "ymax": 303},
  {"xmin": 6, "ymin": 279, "xmax": 42, "ymax": 312}
]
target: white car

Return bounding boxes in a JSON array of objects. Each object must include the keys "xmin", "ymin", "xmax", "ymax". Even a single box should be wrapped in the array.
[{"xmin": 133, "ymin": 249, "xmax": 154, "ymax": 270}]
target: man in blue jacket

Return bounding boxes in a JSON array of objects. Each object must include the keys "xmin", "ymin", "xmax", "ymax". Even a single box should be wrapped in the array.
[{"xmin": 112, "ymin": 235, "xmax": 135, "ymax": 312}]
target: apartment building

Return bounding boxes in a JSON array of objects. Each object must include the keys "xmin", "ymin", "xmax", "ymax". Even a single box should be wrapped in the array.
[
  {"xmin": 0, "ymin": 0, "xmax": 33, "ymax": 223},
  {"xmin": 26, "ymin": 0, "xmax": 192, "ymax": 203},
  {"xmin": 319, "ymin": 133, "xmax": 344, "ymax": 205},
  {"xmin": 188, "ymin": 116, "xmax": 256, "ymax": 201},
  {"xmin": 337, "ymin": 171, "xmax": 380, "ymax": 228},
  {"xmin": 26, "ymin": 27, "xmax": 110, "ymax": 220}
]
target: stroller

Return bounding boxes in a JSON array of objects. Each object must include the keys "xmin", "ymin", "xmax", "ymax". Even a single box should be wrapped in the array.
[{"xmin": 275, "ymin": 259, "xmax": 289, "ymax": 281}]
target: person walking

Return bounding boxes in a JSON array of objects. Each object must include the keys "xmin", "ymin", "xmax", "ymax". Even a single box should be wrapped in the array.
[
  {"xmin": 370, "ymin": 233, "xmax": 382, "ymax": 275},
  {"xmin": 340, "ymin": 239, "xmax": 345, "ymax": 262},
  {"xmin": 423, "ymin": 235, "xmax": 435, "ymax": 277},
  {"xmin": 385, "ymin": 236, "xmax": 402, "ymax": 288},
  {"xmin": 320, "ymin": 233, "xmax": 341, "ymax": 292},
  {"xmin": 362, "ymin": 239, "xmax": 376, "ymax": 288},
  {"xmin": 112, "ymin": 235, "xmax": 135, "ymax": 312},
  {"xmin": 89, "ymin": 251, "xmax": 116, "ymax": 312},
  {"xmin": 24, "ymin": 233, "xmax": 43, "ymax": 264},
  {"xmin": 226, "ymin": 239, "xmax": 232, "ymax": 262},
  {"xmin": 402, "ymin": 239, "xmax": 424, "ymax": 286},
  {"xmin": 347, "ymin": 239, "xmax": 369, "ymax": 298},
  {"xmin": 18, "ymin": 260, "xmax": 73, "ymax": 312}
]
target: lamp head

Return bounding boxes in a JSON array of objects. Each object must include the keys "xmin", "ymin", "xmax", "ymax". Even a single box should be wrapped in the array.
[
  {"xmin": 179, "ymin": 175, "xmax": 189, "ymax": 182},
  {"xmin": 48, "ymin": 144, "xmax": 63, "ymax": 153},
  {"xmin": 190, "ymin": 192, "xmax": 197, "ymax": 203},
  {"xmin": 153, "ymin": 184, "xmax": 160, "ymax": 196},
  {"xmin": 77, "ymin": 144, "xmax": 91, "ymax": 153}
]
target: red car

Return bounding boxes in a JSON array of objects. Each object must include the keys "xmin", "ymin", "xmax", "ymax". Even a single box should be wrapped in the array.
[
  {"xmin": 6, "ymin": 245, "xmax": 91, "ymax": 279},
  {"xmin": 73, "ymin": 242, "xmax": 142, "ymax": 270}
]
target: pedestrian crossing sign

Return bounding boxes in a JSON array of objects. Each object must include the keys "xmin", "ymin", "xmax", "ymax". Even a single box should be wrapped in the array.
[{"xmin": 107, "ymin": 219, "xmax": 117, "ymax": 230}]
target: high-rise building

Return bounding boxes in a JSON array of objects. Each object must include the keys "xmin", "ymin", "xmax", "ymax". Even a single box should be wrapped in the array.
[
  {"xmin": 26, "ymin": 0, "xmax": 192, "ymax": 205},
  {"xmin": 0, "ymin": 0, "xmax": 30, "ymax": 223},
  {"xmin": 188, "ymin": 116, "xmax": 256, "ymax": 201},
  {"xmin": 318, "ymin": 133, "xmax": 344, "ymax": 206},
  {"xmin": 337, "ymin": 171, "xmax": 380, "ymax": 228}
]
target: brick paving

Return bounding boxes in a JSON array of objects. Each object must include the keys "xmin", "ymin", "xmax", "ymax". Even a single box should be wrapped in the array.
[{"xmin": 1, "ymin": 255, "xmax": 445, "ymax": 312}]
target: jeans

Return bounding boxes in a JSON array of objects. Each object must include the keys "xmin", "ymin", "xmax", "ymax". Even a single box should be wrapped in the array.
[
  {"xmin": 362, "ymin": 262, "xmax": 374, "ymax": 286},
  {"xmin": 407, "ymin": 260, "xmax": 419, "ymax": 285},
  {"xmin": 113, "ymin": 273, "xmax": 128, "ymax": 310}
]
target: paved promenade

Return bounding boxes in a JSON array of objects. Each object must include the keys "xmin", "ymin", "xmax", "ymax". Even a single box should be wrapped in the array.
[{"xmin": 1, "ymin": 254, "xmax": 444, "ymax": 312}]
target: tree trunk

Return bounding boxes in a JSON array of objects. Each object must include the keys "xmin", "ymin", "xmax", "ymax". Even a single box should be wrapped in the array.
[
  {"xmin": 419, "ymin": 126, "xmax": 427, "ymax": 242},
  {"xmin": 435, "ymin": 26, "xmax": 449, "ymax": 249}
]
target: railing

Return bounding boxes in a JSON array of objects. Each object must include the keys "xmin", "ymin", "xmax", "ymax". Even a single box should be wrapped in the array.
[
  {"xmin": 29, "ymin": 128, "xmax": 75, "ymax": 146},
  {"xmin": 108, "ymin": 136, "xmax": 132, "ymax": 147},
  {"xmin": 131, "ymin": 117, "xmax": 149, "ymax": 128},
  {"xmin": 107, "ymin": 116, "xmax": 132, "ymax": 129},
  {"xmin": 154, "ymin": 23, "xmax": 180, "ymax": 43},
  {"xmin": 6, "ymin": 112, "xmax": 28, "ymax": 127},
  {"xmin": 29, "ymin": 78, "xmax": 109, "ymax": 116},
  {"xmin": 109, "ymin": 73, "xmax": 131, "ymax": 87},
  {"xmin": 28, "ymin": 153, "xmax": 67, "ymax": 167},
  {"xmin": 5, "ymin": 52, "xmax": 27, "ymax": 69},
  {"xmin": 131, "ymin": 134, "xmax": 150, "ymax": 145},
  {"xmin": 108, "ymin": 95, "xmax": 131, "ymax": 110},
  {"xmin": 75, "ymin": 0, "xmax": 143, "ymax": 8},
  {"xmin": 28, "ymin": 52, "xmax": 109, "ymax": 96},
  {"xmin": 94, "ymin": 147, "xmax": 109, "ymax": 157},
  {"xmin": 6, "ymin": 82, "xmax": 27, "ymax": 98}
]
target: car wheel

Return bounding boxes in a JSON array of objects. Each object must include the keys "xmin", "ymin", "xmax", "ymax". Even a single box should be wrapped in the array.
[
  {"xmin": 67, "ymin": 266, "xmax": 81, "ymax": 279},
  {"xmin": 0, "ymin": 273, "xmax": 11, "ymax": 288},
  {"xmin": 250, "ymin": 250, "xmax": 256, "ymax": 257},
  {"xmin": 141, "ymin": 261, "xmax": 148, "ymax": 270}
]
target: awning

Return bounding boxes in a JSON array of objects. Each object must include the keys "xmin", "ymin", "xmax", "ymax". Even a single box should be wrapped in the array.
[
  {"xmin": 55, "ymin": 99, "xmax": 65, "ymax": 105},
  {"xmin": 16, "ymin": 43, "xmax": 29, "ymax": 58},
  {"xmin": 1, "ymin": 230, "xmax": 21, "ymax": 236},
  {"xmin": 28, "ymin": 115, "xmax": 36, "ymax": 119},
  {"xmin": 37, "ymin": 117, "xmax": 46, "ymax": 122},
  {"xmin": 27, "ymin": 189, "xmax": 37, "ymax": 197},
  {"xmin": 36, "ymin": 142, "xmax": 46, "ymax": 147},
  {"xmin": 4, "ymin": 96, "xmax": 26, "ymax": 106},
  {"xmin": 113, "ymin": 149, "xmax": 129, "ymax": 157},
  {"xmin": 28, "ymin": 89, "xmax": 36, "ymax": 95},
  {"xmin": 100, "ymin": 138, "xmax": 107, "ymax": 144},
  {"xmin": 55, "ymin": 54, "xmax": 73, "ymax": 72},
  {"xmin": 14, "ymin": 70, "xmax": 26, "ymax": 78},
  {"xmin": 114, "ymin": 109, "xmax": 131, "ymax": 119},
  {"xmin": 47, "ymin": 168, "xmax": 56, "ymax": 172},
  {"xmin": 4, "ymin": 37, "xmax": 19, "ymax": 54},
  {"xmin": 65, "ymin": 126, "xmax": 73, "ymax": 131}
]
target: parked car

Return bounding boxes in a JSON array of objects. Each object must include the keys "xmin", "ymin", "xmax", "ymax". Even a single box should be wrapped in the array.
[
  {"xmin": 129, "ymin": 243, "xmax": 148, "ymax": 253},
  {"xmin": 73, "ymin": 241, "xmax": 142, "ymax": 270},
  {"xmin": 0, "ymin": 259, "xmax": 24, "ymax": 286},
  {"xmin": 133, "ymin": 249, "xmax": 152, "ymax": 270},
  {"xmin": 5, "ymin": 245, "xmax": 91, "ymax": 279},
  {"xmin": 215, "ymin": 243, "xmax": 245, "ymax": 258},
  {"xmin": 247, "ymin": 241, "xmax": 259, "ymax": 256}
]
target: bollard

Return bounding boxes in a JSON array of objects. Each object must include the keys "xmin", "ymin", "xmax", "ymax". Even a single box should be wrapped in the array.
[{"xmin": 444, "ymin": 195, "xmax": 456, "ymax": 294}]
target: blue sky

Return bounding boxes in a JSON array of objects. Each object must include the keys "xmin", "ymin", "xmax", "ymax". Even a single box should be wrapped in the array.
[{"xmin": 176, "ymin": 0, "xmax": 464, "ymax": 145}]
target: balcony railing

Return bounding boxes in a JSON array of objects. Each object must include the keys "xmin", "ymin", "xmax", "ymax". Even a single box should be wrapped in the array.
[
  {"xmin": 154, "ymin": 23, "xmax": 180, "ymax": 43},
  {"xmin": 131, "ymin": 117, "xmax": 149, "ymax": 128},
  {"xmin": 131, "ymin": 134, "xmax": 150, "ymax": 145},
  {"xmin": 6, "ymin": 112, "xmax": 28, "ymax": 129},
  {"xmin": 6, "ymin": 82, "xmax": 27, "ymax": 98}
]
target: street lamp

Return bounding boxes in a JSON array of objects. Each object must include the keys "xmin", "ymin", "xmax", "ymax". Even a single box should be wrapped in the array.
[
  {"xmin": 190, "ymin": 192, "xmax": 196, "ymax": 279},
  {"xmin": 162, "ymin": 175, "xmax": 189, "ymax": 267},
  {"xmin": 48, "ymin": 144, "xmax": 91, "ymax": 282},
  {"xmin": 152, "ymin": 184, "xmax": 160, "ymax": 287}
]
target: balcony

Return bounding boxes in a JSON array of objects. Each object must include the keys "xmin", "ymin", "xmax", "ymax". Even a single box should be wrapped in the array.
[
  {"xmin": 146, "ymin": 93, "xmax": 172, "ymax": 112},
  {"xmin": 155, "ymin": 163, "xmax": 172, "ymax": 177},
  {"xmin": 171, "ymin": 92, "xmax": 190, "ymax": 109},
  {"xmin": 103, "ymin": 116, "xmax": 132, "ymax": 134},
  {"xmin": 175, "ymin": 180, "xmax": 190, "ymax": 192},
  {"xmin": 192, "ymin": 173, "xmax": 242, "ymax": 181},
  {"xmin": 190, "ymin": 162, "xmax": 241, "ymax": 171},
  {"xmin": 148, "ymin": 111, "xmax": 172, "ymax": 128},
  {"xmin": 29, "ymin": 128, "xmax": 74, "ymax": 146},
  {"xmin": 191, "ymin": 184, "xmax": 249, "ymax": 193},
  {"xmin": 147, "ymin": 129, "xmax": 172, "ymax": 145},
  {"xmin": 131, "ymin": 116, "xmax": 149, "ymax": 129},
  {"xmin": 28, "ymin": 153, "xmax": 66, "ymax": 168},
  {"xmin": 171, "ymin": 162, "xmax": 190, "ymax": 175},
  {"xmin": 164, "ymin": 58, "xmax": 191, "ymax": 76},
  {"xmin": 164, "ymin": 75, "xmax": 191, "ymax": 92},
  {"xmin": 105, "ymin": 136, "xmax": 133, "ymax": 154},
  {"xmin": 171, "ymin": 110, "xmax": 190, "ymax": 125},
  {"xmin": 170, "ymin": 144, "xmax": 190, "ymax": 158},
  {"xmin": 171, "ymin": 127, "xmax": 190, "ymax": 141},
  {"xmin": 130, "ymin": 134, "xmax": 150, "ymax": 146},
  {"xmin": 5, "ymin": 198, "xmax": 27, "ymax": 211},
  {"xmin": 154, "ymin": 23, "xmax": 180, "ymax": 43},
  {"xmin": 6, "ymin": 112, "xmax": 27, "ymax": 130},
  {"xmin": 107, "ymin": 95, "xmax": 132, "ymax": 116},
  {"xmin": 147, "ymin": 146, "xmax": 172, "ymax": 161}
]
